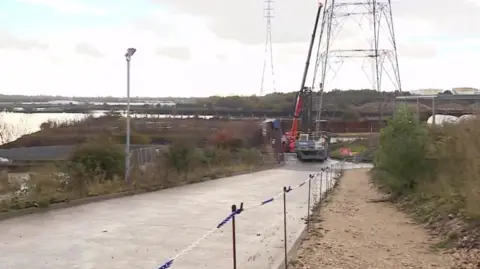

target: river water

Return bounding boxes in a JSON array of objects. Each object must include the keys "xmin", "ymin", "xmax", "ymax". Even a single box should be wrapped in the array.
[{"xmin": 0, "ymin": 112, "xmax": 90, "ymax": 142}]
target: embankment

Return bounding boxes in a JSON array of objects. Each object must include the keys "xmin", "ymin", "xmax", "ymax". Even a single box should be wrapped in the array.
[{"xmin": 372, "ymin": 109, "xmax": 479, "ymax": 267}]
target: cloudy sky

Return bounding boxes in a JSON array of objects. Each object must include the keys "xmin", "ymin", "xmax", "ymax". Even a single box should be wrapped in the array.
[{"xmin": 1, "ymin": 0, "xmax": 479, "ymax": 97}]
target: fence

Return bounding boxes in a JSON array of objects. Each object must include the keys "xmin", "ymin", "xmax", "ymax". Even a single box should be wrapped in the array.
[
  {"xmin": 129, "ymin": 149, "xmax": 298, "ymax": 168},
  {"xmin": 156, "ymin": 160, "xmax": 346, "ymax": 269},
  {"xmin": 129, "ymin": 146, "xmax": 164, "ymax": 168}
]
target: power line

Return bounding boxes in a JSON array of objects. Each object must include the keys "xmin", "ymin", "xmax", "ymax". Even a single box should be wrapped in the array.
[
  {"xmin": 313, "ymin": 0, "xmax": 402, "ymax": 131},
  {"xmin": 260, "ymin": 0, "xmax": 276, "ymax": 95}
]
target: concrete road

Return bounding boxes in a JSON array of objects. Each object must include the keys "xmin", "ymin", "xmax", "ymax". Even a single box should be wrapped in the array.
[{"xmin": 0, "ymin": 161, "xmax": 339, "ymax": 269}]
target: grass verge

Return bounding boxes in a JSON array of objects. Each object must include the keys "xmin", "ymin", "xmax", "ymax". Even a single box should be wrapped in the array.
[
  {"xmin": 372, "ymin": 109, "xmax": 480, "ymax": 267},
  {"xmin": 0, "ymin": 160, "xmax": 278, "ymax": 213},
  {"xmin": 0, "ymin": 130, "xmax": 279, "ymax": 213}
]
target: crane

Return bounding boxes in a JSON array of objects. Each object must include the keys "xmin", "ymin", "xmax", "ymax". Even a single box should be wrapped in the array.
[{"xmin": 283, "ymin": 2, "xmax": 323, "ymax": 153}]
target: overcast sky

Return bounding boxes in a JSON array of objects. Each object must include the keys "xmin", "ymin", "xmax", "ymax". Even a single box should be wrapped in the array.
[{"xmin": 1, "ymin": 0, "xmax": 480, "ymax": 97}]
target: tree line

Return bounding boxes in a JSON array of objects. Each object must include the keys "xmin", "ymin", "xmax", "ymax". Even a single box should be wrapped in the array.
[
  {"xmin": 0, "ymin": 90, "xmax": 401, "ymax": 109},
  {"xmin": 179, "ymin": 90, "xmax": 404, "ymax": 111}
]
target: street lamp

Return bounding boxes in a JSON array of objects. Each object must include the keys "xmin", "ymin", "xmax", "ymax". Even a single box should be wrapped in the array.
[{"xmin": 124, "ymin": 47, "xmax": 136, "ymax": 182}]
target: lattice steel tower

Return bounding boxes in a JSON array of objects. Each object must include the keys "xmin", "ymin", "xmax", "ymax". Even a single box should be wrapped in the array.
[
  {"xmin": 260, "ymin": 0, "xmax": 276, "ymax": 95},
  {"xmin": 312, "ymin": 0, "xmax": 402, "ymax": 132}
]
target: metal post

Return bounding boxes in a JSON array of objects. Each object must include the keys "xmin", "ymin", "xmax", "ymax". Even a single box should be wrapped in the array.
[
  {"xmin": 307, "ymin": 174, "xmax": 312, "ymax": 231},
  {"xmin": 328, "ymin": 167, "xmax": 331, "ymax": 189},
  {"xmin": 231, "ymin": 204, "xmax": 237, "ymax": 269},
  {"xmin": 283, "ymin": 186, "xmax": 288, "ymax": 269},
  {"xmin": 392, "ymin": 97, "xmax": 396, "ymax": 119},
  {"xmin": 125, "ymin": 57, "xmax": 131, "ymax": 181},
  {"xmin": 416, "ymin": 97, "xmax": 420, "ymax": 122},
  {"xmin": 332, "ymin": 165, "xmax": 335, "ymax": 183},
  {"xmin": 432, "ymin": 97, "xmax": 436, "ymax": 125},
  {"xmin": 319, "ymin": 171, "xmax": 323, "ymax": 202},
  {"xmin": 332, "ymin": 164, "xmax": 336, "ymax": 183},
  {"xmin": 124, "ymin": 48, "xmax": 136, "ymax": 182},
  {"xmin": 324, "ymin": 169, "xmax": 328, "ymax": 200}
]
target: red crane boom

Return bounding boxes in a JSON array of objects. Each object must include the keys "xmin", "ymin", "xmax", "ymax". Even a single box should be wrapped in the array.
[{"xmin": 283, "ymin": 2, "xmax": 323, "ymax": 153}]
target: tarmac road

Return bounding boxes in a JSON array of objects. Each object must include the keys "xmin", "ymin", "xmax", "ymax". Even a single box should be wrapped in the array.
[{"xmin": 0, "ymin": 160, "xmax": 353, "ymax": 269}]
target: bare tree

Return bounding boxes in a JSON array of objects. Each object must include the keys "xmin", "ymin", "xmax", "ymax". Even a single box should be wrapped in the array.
[{"xmin": 0, "ymin": 114, "xmax": 23, "ymax": 145}]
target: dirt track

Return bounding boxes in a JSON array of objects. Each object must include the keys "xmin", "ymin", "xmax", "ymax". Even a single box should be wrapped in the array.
[{"xmin": 291, "ymin": 168, "xmax": 455, "ymax": 269}]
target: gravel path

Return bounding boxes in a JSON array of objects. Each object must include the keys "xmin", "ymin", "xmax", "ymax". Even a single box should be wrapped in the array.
[{"xmin": 291, "ymin": 168, "xmax": 455, "ymax": 269}]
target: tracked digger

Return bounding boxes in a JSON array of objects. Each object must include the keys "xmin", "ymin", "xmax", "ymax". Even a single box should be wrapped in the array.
[{"xmin": 281, "ymin": 2, "xmax": 330, "ymax": 162}]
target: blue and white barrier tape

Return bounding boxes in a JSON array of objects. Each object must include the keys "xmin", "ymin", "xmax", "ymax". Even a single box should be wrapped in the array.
[{"xmin": 156, "ymin": 166, "xmax": 339, "ymax": 269}]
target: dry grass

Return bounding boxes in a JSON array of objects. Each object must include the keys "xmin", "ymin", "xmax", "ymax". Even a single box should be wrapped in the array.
[
  {"xmin": 373, "ymin": 113, "xmax": 480, "ymax": 267},
  {"xmin": 423, "ymin": 119, "xmax": 480, "ymax": 220},
  {"xmin": 373, "ymin": 113, "xmax": 480, "ymax": 222}
]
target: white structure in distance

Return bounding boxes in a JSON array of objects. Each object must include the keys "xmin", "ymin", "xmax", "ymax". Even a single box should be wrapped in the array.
[
  {"xmin": 410, "ymin": 87, "xmax": 480, "ymax": 95},
  {"xmin": 427, "ymin": 114, "xmax": 477, "ymax": 125}
]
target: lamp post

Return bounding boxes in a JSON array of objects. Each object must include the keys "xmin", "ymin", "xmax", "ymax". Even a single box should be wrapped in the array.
[{"xmin": 124, "ymin": 47, "xmax": 136, "ymax": 182}]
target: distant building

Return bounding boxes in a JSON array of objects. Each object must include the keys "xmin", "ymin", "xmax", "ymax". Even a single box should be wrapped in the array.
[
  {"xmin": 155, "ymin": 101, "xmax": 176, "ymax": 107},
  {"xmin": 47, "ymin": 100, "xmax": 85, "ymax": 105},
  {"xmin": 410, "ymin": 88, "xmax": 480, "ymax": 95},
  {"xmin": 451, "ymin": 87, "xmax": 479, "ymax": 95},
  {"xmin": 409, "ymin": 89, "xmax": 444, "ymax": 95}
]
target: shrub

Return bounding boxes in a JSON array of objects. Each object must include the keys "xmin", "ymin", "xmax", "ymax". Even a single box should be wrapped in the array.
[
  {"xmin": 163, "ymin": 142, "xmax": 195, "ymax": 177},
  {"xmin": 202, "ymin": 146, "xmax": 233, "ymax": 166},
  {"xmin": 374, "ymin": 108, "xmax": 429, "ymax": 196},
  {"xmin": 211, "ymin": 129, "xmax": 245, "ymax": 150},
  {"xmin": 69, "ymin": 137, "xmax": 125, "ymax": 180},
  {"xmin": 374, "ymin": 109, "xmax": 480, "ymax": 220},
  {"xmin": 237, "ymin": 148, "xmax": 263, "ymax": 165},
  {"xmin": 40, "ymin": 120, "xmax": 55, "ymax": 130}
]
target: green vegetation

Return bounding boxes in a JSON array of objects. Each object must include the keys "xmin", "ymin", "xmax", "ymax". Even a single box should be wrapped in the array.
[
  {"xmin": 1, "ymin": 90, "xmax": 398, "ymax": 109},
  {"xmin": 194, "ymin": 89, "xmax": 396, "ymax": 110},
  {"xmin": 372, "ymin": 109, "xmax": 480, "ymax": 249},
  {"xmin": 0, "ymin": 127, "xmax": 275, "ymax": 212},
  {"xmin": 0, "ymin": 90, "xmax": 411, "ymax": 120},
  {"xmin": 69, "ymin": 137, "xmax": 126, "ymax": 180}
]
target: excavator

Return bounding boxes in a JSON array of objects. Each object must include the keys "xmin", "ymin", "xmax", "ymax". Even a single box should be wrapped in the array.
[{"xmin": 282, "ymin": 2, "xmax": 330, "ymax": 162}]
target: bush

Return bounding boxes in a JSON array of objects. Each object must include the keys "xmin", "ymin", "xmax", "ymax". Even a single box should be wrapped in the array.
[
  {"xmin": 69, "ymin": 137, "xmax": 125, "ymax": 180},
  {"xmin": 237, "ymin": 148, "xmax": 263, "ymax": 165},
  {"xmin": 374, "ymin": 109, "xmax": 429, "ymax": 196},
  {"xmin": 163, "ymin": 142, "xmax": 196, "ymax": 177},
  {"xmin": 212, "ymin": 129, "xmax": 244, "ymax": 149},
  {"xmin": 374, "ymin": 108, "xmax": 480, "ymax": 220}
]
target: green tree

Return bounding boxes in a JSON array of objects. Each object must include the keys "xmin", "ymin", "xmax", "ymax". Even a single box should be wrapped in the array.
[
  {"xmin": 163, "ymin": 142, "xmax": 195, "ymax": 178},
  {"xmin": 69, "ymin": 137, "xmax": 125, "ymax": 180},
  {"xmin": 374, "ymin": 108, "xmax": 429, "ymax": 195}
]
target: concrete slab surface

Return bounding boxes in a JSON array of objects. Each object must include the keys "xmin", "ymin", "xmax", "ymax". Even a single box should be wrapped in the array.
[{"xmin": 0, "ymin": 161, "xmax": 346, "ymax": 269}]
